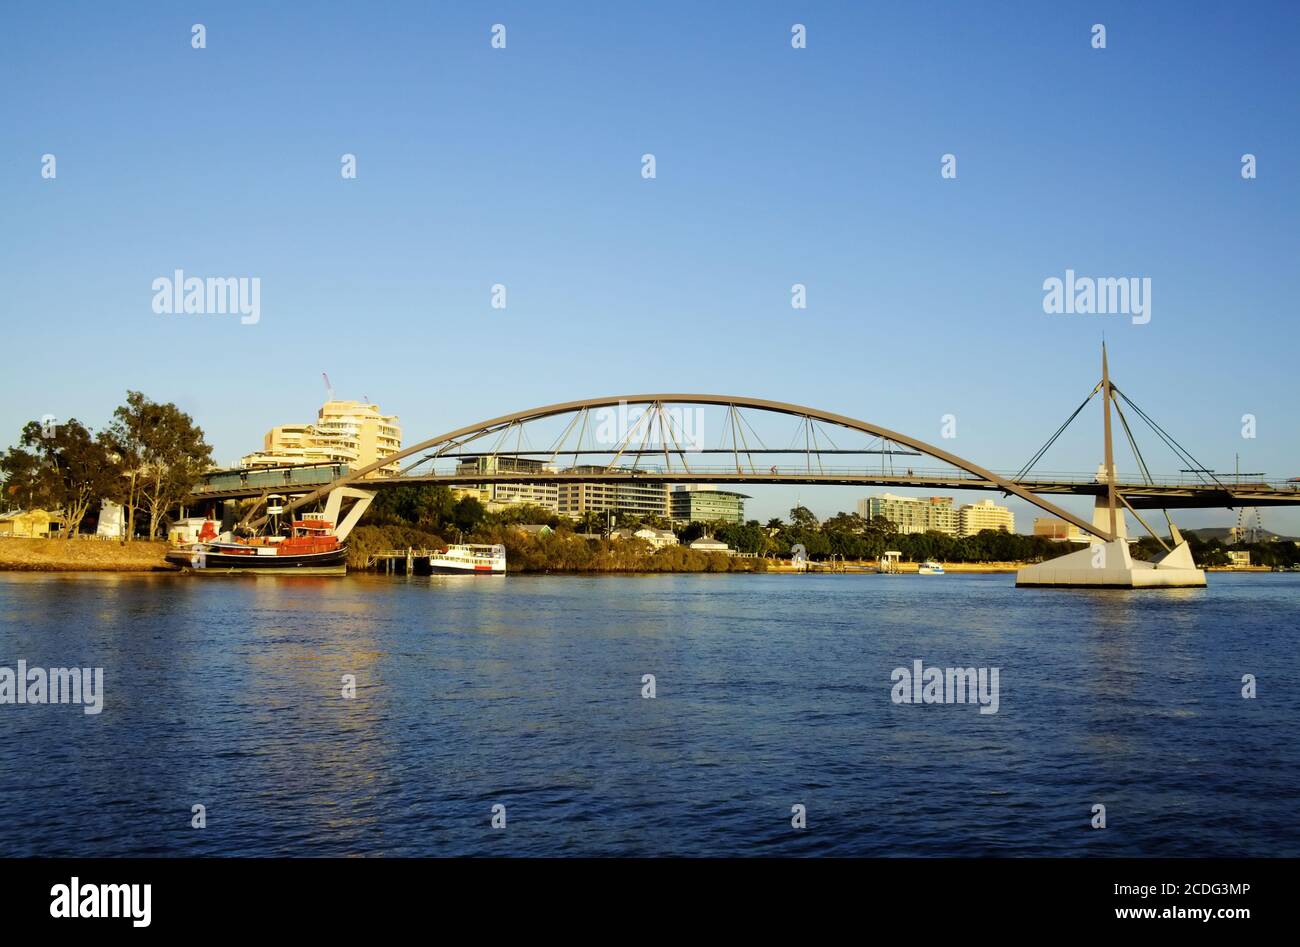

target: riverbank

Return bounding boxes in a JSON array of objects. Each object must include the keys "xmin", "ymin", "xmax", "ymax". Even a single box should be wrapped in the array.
[
  {"xmin": 766, "ymin": 560, "xmax": 1027, "ymax": 574},
  {"xmin": 2, "ymin": 537, "xmax": 1279, "ymax": 576},
  {"xmin": 0, "ymin": 538, "xmax": 174, "ymax": 572}
]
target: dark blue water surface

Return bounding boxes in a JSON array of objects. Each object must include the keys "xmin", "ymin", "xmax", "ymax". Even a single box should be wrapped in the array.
[{"xmin": 0, "ymin": 571, "xmax": 1296, "ymax": 857}]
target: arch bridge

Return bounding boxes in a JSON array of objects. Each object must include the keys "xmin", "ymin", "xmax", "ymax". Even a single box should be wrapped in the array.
[{"xmin": 210, "ymin": 385, "xmax": 1300, "ymax": 541}]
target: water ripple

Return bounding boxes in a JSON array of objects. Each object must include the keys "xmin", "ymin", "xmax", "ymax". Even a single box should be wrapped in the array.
[{"xmin": 0, "ymin": 571, "xmax": 1297, "ymax": 856}]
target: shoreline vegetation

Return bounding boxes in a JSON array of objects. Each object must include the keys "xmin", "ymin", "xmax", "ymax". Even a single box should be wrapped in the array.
[
  {"xmin": 0, "ymin": 535, "xmax": 1284, "ymax": 576},
  {"xmin": 341, "ymin": 487, "xmax": 1300, "ymax": 574},
  {"xmin": 347, "ymin": 490, "xmax": 1096, "ymax": 573}
]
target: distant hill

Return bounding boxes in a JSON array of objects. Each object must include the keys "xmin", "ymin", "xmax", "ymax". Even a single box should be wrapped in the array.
[{"xmin": 1183, "ymin": 527, "xmax": 1298, "ymax": 543}]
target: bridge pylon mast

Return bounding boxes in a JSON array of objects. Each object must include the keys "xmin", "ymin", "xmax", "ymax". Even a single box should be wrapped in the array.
[{"xmin": 1101, "ymin": 343, "xmax": 1119, "ymax": 538}]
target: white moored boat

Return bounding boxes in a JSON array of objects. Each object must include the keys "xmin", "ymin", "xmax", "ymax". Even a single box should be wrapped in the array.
[
  {"xmin": 426, "ymin": 544, "xmax": 507, "ymax": 575},
  {"xmin": 917, "ymin": 560, "xmax": 945, "ymax": 575}
]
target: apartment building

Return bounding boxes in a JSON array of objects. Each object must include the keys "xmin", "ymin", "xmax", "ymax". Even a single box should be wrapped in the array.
[
  {"xmin": 241, "ymin": 400, "xmax": 402, "ymax": 478},
  {"xmin": 857, "ymin": 493, "xmax": 958, "ymax": 535},
  {"xmin": 957, "ymin": 499, "xmax": 1015, "ymax": 537}
]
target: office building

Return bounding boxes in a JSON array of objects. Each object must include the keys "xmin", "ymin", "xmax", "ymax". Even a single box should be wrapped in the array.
[
  {"xmin": 557, "ymin": 466, "xmax": 670, "ymax": 520},
  {"xmin": 670, "ymin": 485, "xmax": 748, "ymax": 524},
  {"xmin": 455, "ymin": 456, "xmax": 560, "ymax": 512}
]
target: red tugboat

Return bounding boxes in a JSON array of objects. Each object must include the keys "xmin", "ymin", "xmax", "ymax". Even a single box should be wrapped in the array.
[{"xmin": 167, "ymin": 518, "xmax": 349, "ymax": 575}]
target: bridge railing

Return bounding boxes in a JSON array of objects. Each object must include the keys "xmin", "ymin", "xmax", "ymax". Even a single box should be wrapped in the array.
[
  {"xmin": 401, "ymin": 465, "xmax": 1297, "ymax": 489},
  {"xmin": 186, "ymin": 464, "xmax": 1300, "ymax": 493}
]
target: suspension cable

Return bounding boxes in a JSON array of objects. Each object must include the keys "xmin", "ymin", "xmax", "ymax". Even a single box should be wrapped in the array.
[
  {"xmin": 1014, "ymin": 388, "xmax": 1100, "ymax": 480},
  {"xmin": 1111, "ymin": 387, "xmax": 1225, "ymax": 488},
  {"xmin": 1112, "ymin": 396, "xmax": 1178, "ymax": 536}
]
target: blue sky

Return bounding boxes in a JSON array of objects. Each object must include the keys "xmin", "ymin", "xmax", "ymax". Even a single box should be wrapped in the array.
[{"xmin": 3, "ymin": 1, "xmax": 1297, "ymax": 532}]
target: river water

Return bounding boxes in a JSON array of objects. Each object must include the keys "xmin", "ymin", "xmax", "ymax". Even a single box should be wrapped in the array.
[{"xmin": 1, "ymin": 571, "xmax": 1296, "ymax": 857}]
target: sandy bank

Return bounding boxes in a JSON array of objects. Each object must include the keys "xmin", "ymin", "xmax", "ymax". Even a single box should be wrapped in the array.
[{"xmin": 0, "ymin": 538, "xmax": 175, "ymax": 572}]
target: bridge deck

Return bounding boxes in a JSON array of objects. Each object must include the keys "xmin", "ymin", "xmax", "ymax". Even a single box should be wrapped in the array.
[{"xmin": 187, "ymin": 470, "xmax": 1300, "ymax": 510}]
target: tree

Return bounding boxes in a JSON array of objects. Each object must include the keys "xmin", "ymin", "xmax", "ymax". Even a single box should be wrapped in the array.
[
  {"xmin": 676, "ymin": 520, "xmax": 709, "ymax": 543},
  {"xmin": 822, "ymin": 511, "xmax": 870, "ymax": 559},
  {"xmin": 7, "ymin": 419, "xmax": 120, "ymax": 536},
  {"xmin": 777, "ymin": 509, "xmax": 830, "ymax": 557},
  {"xmin": 823, "ymin": 511, "xmax": 867, "ymax": 534},
  {"xmin": 714, "ymin": 519, "xmax": 768, "ymax": 555},
  {"xmin": 106, "ymin": 392, "xmax": 213, "ymax": 539},
  {"xmin": 789, "ymin": 505, "xmax": 819, "ymax": 531},
  {"xmin": 369, "ymin": 484, "xmax": 457, "ymax": 530},
  {"xmin": 0, "ymin": 442, "xmax": 55, "ymax": 511},
  {"xmin": 451, "ymin": 495, "xmax": 485, "ymax": 535},
  {"xmin": 614, "ymin": 512, "xmax": 650, "ymax": 532},
  {"xmin": 865, "ymin": 515, "xmax": 897, "ymax": 539},
  {"xmin": 484, "ymin": 502, "xmax": 564, "ymax": 528}
]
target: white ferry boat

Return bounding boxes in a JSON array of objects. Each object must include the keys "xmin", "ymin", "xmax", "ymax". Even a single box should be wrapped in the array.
[
  {"xmin": 427, "ymin": 543, "xmax": 507, "ymax": 575},
  {"xmin": 917, "ymin": 560, "xmax": 945, "ymax": 575}
]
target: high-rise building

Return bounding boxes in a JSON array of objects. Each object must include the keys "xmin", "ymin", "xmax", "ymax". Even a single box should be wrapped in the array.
[
  {"xmin": 670, "ymin": 485, "xmax": 748, "ymax": 524},
  {"xmin": 857, "ymin": 493, "xmax": 957, "ymax": 535},
  {"xmin": 241, "ymin": 400, "xmax": 402, "ymax": 477},
  {"xmin": 455, "ymin": 456, "xmax": 560, "ymax": 512},
  {"xmin": 958, "ymin": 499, "xmax": 1015, "ymax": 537},
  {"xmin": 556, "ymin": 467, "xmax": 670, "ymax": 520},
  {"xmin": 313, "ymin": 401, "xmax": 402, "ymax": 473}
]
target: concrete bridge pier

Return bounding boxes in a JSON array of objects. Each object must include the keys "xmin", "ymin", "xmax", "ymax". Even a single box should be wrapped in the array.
[
  {"xmin": 1087, "ymin": 490, "xmax": 1127, "ymax": 543},
  {"xmin": 1015, "ymin": 536, "xmax": 1205, "ymax": 588},
  {"xmin": 1018, "ymin": 486, "xmax": 1205, "ymax": 587}
]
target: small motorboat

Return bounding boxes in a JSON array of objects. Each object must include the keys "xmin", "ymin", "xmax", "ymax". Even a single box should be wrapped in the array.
[{"xmin": 917, "ymin": 560, "xmax": 945, "ymax": 575}]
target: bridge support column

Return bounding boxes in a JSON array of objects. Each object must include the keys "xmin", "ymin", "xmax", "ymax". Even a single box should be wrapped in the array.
[
  {"xmin": 322, "ymin": 488, "xmax": 375, "ymax": 541},
  {"xmin": 1016, "ymin": 537, "xmax": 1205, "ymax": 589},
  {"xmin": 1089, "ymin": 494, "xmax": 1127, "ymax": 543}
]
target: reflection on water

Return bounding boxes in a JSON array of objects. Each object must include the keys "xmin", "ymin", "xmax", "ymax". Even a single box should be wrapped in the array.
[{"xmin": 0, "ymin": 571, "xmax": 1297, "ymax": 856}]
